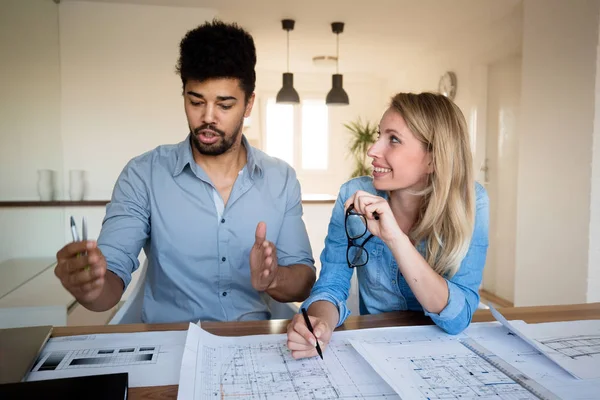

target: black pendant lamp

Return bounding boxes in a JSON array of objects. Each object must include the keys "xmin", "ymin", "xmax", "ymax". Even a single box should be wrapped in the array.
[
  {"xmin": 276, "ymin": 19, "xmax": 300, "ymax": 104},
  {"xmin": 326, "ymin": 22, "xmax": 349, "ymax": 106}
]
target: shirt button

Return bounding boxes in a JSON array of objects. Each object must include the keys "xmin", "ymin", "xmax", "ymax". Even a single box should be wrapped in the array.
[
  {"xmin": 222, "ymin": 292, "xmax": 227, "ymax": 296},
  {"xmin": 221, "ymin": 257, "xmax": 226, "ymax": 262},
  {"xmin": 221, "ymin": 218, "xmax": 225, "ymax": 223},
  {"xmin": 391, "ymin": 280, "xmax": 396, "ymax": 285}
]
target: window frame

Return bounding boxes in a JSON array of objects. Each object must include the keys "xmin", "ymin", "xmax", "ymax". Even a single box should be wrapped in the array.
[{"xmin": 260, "ymin": 92, "xmax": 331, "ymax": 175}]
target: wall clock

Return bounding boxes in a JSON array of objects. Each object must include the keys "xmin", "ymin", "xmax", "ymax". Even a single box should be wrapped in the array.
[{"xmin": 438, "ymin": 71, "xmax": 457, "ymax": 100}]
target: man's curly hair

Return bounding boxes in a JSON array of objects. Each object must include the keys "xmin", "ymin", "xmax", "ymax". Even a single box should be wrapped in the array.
[{"xmin": 176, "ymin": 20, "xmax": 256, "ymax": 101}]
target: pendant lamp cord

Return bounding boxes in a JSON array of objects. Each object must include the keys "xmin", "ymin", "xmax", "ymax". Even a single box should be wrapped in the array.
[
  {"xmin": 336, "ymin": 33, "xmax": 339, "ymax": 74},
  {"xmin": 286, "ymin": 30, "xmax": 290, "ymax": 73}
]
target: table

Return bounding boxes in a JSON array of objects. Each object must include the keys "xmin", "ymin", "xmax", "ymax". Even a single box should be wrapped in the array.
[{"xmin": 50, "ymin": 302, "xmax": 600, "ymax": 399}]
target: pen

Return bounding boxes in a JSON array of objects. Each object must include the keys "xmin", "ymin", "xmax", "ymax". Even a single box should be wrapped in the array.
[
  {"xmin": 82, "ymin": 216, "xmax": 87, "ymax": 242},
  {"xmin": 81, "ymin": 217, "xmax": 89, "ymax": 271},
  {"xmin": 70, "ymin": 216, "xmax": 89, "ymax": 271},
  {"xmin": 301, "ymin": 307, "xmax": 323, "ymax": 360},
  {"xmin": 70, "ymin": 216, "xmax": 80, "ymax": 242}
]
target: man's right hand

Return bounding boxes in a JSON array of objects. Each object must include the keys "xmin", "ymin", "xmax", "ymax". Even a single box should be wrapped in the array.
[{"xmin": 55, "ymin": 241, "xmax": 107, "ymax": 304}]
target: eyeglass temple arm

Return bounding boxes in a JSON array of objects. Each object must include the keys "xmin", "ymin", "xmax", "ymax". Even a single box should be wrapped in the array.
[{"xmin": 361, "ymin": 233, "xmax": 375, "ymax": 246}]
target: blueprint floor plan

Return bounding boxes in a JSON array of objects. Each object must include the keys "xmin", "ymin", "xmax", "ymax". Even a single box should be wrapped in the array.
[
  {"xmin": 538, "ymin": 335, "xmax": 600, "ymax": 359},
  {"xmin": 210, "ymin": 340, "xmax": 398, "ymax": 399},
  {"xmin": 177, "ymin": 321, "xmax": 600, "ymax": 400},
  {"xmin": 508, "ymin": 319, "xmax": 600, "ymax": 380},
  {"xmin": 178, "ymin": 323, "xmax": 466, "ymax": 399},
  {"xmin": 466, "ymin": 323, "xmax": 600, "ymax": 400},
  {"xmin": 351, "ymin": 340, "xmax": 540, "ymax": 400}
]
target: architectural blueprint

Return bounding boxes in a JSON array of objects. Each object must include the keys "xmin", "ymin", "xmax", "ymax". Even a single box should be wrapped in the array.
[
  {"xmin": 26, "ymin": 330, "xmax": 187, "ymax": 387},
  {"xmin": 510, "ymin": 319, "xmax": 600, "ymax": 380},
  {"xmin": 177, "ymin": 320, "xmax": 599, "ymax": 399},
  {"xmin": 466, "ymin": 323, "xmax": 600, "ymax": 400},
  {"xmin": 490, "ymin": 305, "xmax": 600, "ymax": 380},
  {"xmin": 350, "ymin": 339, "xmax": 542, "ymax": 400},
  {"xmin": 177, "ymin": 322, "xmax": 466, "ymax": 400}
]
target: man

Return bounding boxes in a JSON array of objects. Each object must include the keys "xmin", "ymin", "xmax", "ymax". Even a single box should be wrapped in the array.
[{"xmin": 54, "ymin": 20, "xmax": 316, "ymax": 323}]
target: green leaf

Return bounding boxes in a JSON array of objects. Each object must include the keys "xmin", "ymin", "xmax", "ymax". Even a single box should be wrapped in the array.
[{"xmin": 344, "ymin": 117, "xmax": 378, "ymax": 179}]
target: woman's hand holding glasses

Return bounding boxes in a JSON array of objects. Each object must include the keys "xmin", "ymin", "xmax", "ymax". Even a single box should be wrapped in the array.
[{"xmin": 344, "ymin": 190, "xmax": 404, "ymax": 246}]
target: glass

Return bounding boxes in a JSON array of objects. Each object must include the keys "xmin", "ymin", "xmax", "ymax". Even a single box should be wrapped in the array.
[
  {"xmin": 69, "ymin": 169, "xmax": 87, "ymax": 201},
  {"xmin": 345, "ymin": 204, "xmax": 375, "ymax": 268},
  {"xmin": 37, "ymin": 169, "xmax": 57, "ymax": 201}
]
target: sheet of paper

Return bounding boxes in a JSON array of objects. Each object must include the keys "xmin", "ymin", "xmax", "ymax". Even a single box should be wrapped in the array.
[
  {"xmin": 177, "ymin": 322, "xmax": 466, "ymax": 400},
  {"xmin": 489, "ymin": 305, "xmax": 600, "ymax": 379},
  {"xmin": 466, "ymin": 322, "xmax": 600, "ymax": 400},
  {"xmin": 488, "ymin": 305, "xmax": 542, "ymax": 349},
  {"xmin": 509, "ymin": 319, "xmax": 600, "ymax": 380},
  {"xmin": 26, "ymin": 330, "xmax": 187, "ymax": 387},
  {"xmin": 350, "ymin": 338, "xmax": 541, "ymax": 399}
]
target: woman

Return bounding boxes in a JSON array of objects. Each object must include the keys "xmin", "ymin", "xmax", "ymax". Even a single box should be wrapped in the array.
[{"xmin": 287, "ymin": 92, "xmax": 489, "ymax": 359}]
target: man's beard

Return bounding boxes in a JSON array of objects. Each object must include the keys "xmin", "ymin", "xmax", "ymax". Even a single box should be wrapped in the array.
[{"xmin": 190, "ymin": 118, "xmax": 244, "ymax": 156}]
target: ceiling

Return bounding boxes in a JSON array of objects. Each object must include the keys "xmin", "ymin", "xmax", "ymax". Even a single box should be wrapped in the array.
[{"xmin": 62, "ymin": 0, "xmax": 523, "ymax": 78}]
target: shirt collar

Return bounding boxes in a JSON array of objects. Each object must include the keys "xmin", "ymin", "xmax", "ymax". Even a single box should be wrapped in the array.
[
  {"xmin": 242, "ymin": 134, "xmax": 263, "ymax": 179},
  {"xmin": 172, "ymin": 134, "xmax": 263, "ymax": 179},
  {"xmin": 172, "ymin": 135, "xmax": 195, "ymax": 177}
]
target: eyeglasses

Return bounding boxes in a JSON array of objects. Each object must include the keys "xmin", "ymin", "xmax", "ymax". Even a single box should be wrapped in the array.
[{"xmin": 345, "ymin": 204, "xmax": 375, "ymax": 268}]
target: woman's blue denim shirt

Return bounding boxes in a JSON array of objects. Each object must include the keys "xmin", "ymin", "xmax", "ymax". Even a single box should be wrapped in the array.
[{"xmin": 302, "ymin": 177, "xmax": 489, "ymax": 335}]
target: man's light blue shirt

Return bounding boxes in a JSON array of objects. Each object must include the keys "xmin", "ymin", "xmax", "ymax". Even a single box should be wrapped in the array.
[
  {"xmin": 302, "ymin": 177, "xmax": 489, "ymax": 335},
  {"xmin": 98, "ymin": 135, "xmax": 314, "ymax": 323}
]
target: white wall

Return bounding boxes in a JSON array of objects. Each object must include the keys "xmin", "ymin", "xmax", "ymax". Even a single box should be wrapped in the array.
[
  {"xmin": 514, "ymin": 0, "xmax": 599, "ymax": 306},
  {"xmin": 588, "ymin": 18, "xmax": 600, "ymax": 303},
  {"xmin": 482, "ymin": 56, "xmax": 521, "ymax": 303},
  {"xmin": 0, "ymin": 0, "xmax": 62, "ymax": 200}
]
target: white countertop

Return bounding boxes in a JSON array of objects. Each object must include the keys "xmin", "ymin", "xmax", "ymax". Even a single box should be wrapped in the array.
[
  {"xmin": 0, "ymin": 257, "xmax": 56, "ymax": 299},
  {"xmin": 0, "ymin": 264, "xmax": 75, "ymax": 309}
]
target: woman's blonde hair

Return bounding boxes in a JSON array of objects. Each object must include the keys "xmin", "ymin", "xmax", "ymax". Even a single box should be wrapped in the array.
[{"xmin": 390, "ymin": 92, "xmax": 475, "ymax": 277}]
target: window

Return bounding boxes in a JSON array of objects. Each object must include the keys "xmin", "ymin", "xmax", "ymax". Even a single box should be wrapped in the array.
[
  {"xmin": 264, "ymin": 98, "xmax": 328, "ymax": 171},
  {"xmin": 301, "ymin": 100, "xmax": 328, "ymax": 170},
  {"xmin": 265, "ymin": 100, "xmax": 294, "ymax": 166}
]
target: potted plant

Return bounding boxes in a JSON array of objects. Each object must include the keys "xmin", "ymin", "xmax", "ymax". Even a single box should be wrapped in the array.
[{"xmin": 344, "ymin": 118, "xmax": 378, "ymax": 178}]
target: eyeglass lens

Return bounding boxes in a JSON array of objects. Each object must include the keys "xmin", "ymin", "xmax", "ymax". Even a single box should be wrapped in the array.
[
  {"xmin": 348, "ymin": 246, "xmax": 368, "ymax": 267},
  {"xmin": 346, "ymin": 213, "xmax": 367, "ymax": 239}
]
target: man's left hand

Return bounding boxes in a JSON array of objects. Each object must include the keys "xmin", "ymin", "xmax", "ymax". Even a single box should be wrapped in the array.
[{"xmin": 250, "ymin": 221, "xmax": 279, "ymax": 291}]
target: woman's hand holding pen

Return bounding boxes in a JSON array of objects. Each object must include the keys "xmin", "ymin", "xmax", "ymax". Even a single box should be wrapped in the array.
[
  {"xmin": 344, "ymin": 190, "xmax": 405, "ymax": 246},
  {"xmin": 286, "ymin": 313, "xmax": 332, "ymax": 359},
  {"xmin": 55, "ymin": 241, "xmax": 107, "ymax": 304}
]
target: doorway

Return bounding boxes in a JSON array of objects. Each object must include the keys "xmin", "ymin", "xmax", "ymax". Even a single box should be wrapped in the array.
[{"xmin": 480, "ymin": 55, "xmax": 521, "ymax": 305}]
